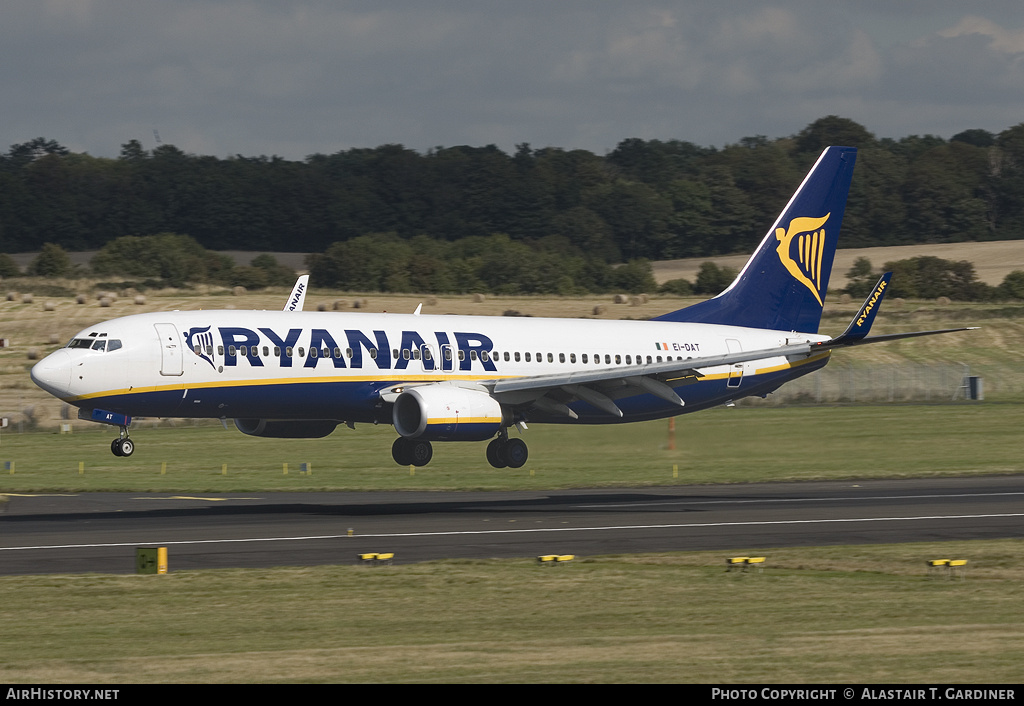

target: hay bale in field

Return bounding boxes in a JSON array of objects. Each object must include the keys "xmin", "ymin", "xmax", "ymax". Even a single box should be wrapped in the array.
[
  {"xmin": 839, "ymin": 293, "xmax": 852, "ymax": 304},
  {"xmin": 22, "ymin": 293, "xmax": 33, "ymax": 304},
  {"xmin": 43, "ymin": 301, "xmax": 55, "ymax": 311},
  {"xmin": 232, "ymin": 286, "xmax": 246, "ymax": 296},
  {"xmin": 613, "ymin": 293, "xmax": 627, "ymax": 304},
  {"xmin": 472, "ymin": 293, "xmax": 486, "ymax": 303},
  {"xmin": 26, "ymin": 348, "xmax": 39, "ymax": 360},
  {"xmin": 936, "ymin": 296, "xmax": 951, "ymax": 306},
  {"xmin": 48, "ymin": 334, "xmax": 60, "ymax": 344},
  {"xmin": 99, "ymin": 297, "xmax": 112, "ymax": 307},
  {"xmin": 75, "ymin": 294, "xmax": 86, "ymax": 304},
  {"xmin": 891, "ymin": 298, "xmax": 905, "ymax": 310},
  {"xmin": 317, "ymin": 302, "xmax": 328, "ymax": 311},
  {"xmin": 592, "ymin": 304, "xmax": 607, "ymax": 315},
  {"xmin": 6, "ymin": 292, "xmax": 17, "ymax": 301},
  {"xmin": 333, "ymin": 299, "xmax": 348, "ymax": 310},
  {"xmin": 133, "ymin": 295, "xmax": 146, "ymax": 305}
]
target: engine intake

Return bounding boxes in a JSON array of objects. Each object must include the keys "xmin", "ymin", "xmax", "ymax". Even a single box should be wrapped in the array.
[
  {"xmin": 233, "ymin": 419, "xmax": 339, "ymax": 438},
  {"xmin": 393, "ymin": 385, "xmax": 507, "ymax": 441}
]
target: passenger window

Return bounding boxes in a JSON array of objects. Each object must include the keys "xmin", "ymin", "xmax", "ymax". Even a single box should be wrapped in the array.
[
  {"xmin": 480, "ymin": 351, "xmax": 488, "ymax": 362},
  {"xmin": 647, "ymin": 356, "xmax": 652, "ymax": 364},
  {"xmin": 470, "ymin": 350, "xmax": 478, "ymax": 361},
  {"xmin": 458, "ymin": 350, "xmax": 465, "ymax": 361},
  {"xmin": 582, "ymin": 354, "xmax": 588, "ymax": 364},
  {"xmin": 536, "ymin": 352, "xmax": 541, "ymax": 362},
  {"xmin": 403, "ymin": 349, "xmax": 411, "ymax": 360},
  {"xmin": 514, "ymin": 352, "xmax": 520, "ymax": 362},
  {"xmin": 194, "ymin": 345, "xmax": 201, "ymax": 355},
  {"xmin": 615, "ymin": 354, "xmax": 621, "ymax": 364},
  {"xmin": 285, "ymin": 346, "xmax": 293, "ymax": 357},
  {"xmin": 656, "ymin": 356, "xmax": 662, "ymax": 363},
  {"xmin": 263, "ymin": 346, "xmax": 270, "ymax": 357},
  {"xmin": 229, "ymin": 345, "xmax": 237, "ymax": 357},
  {"xmin": 218, "ymin": 345, "xmax": 225, "ymax": 356},
  {"xmin": 605, "ymin": 354, "xmax": 611, "ymax": 364},
  {"xmin": 393, "ymin": 349, "xmax": 400, "ymax": 359},
  {"xmin": 525, "ymin": 352, "xmax": 531, "ymax": 362},
  {"xmin": 504, "ymin": 352, "xmax": 510, "ymax": 362},
  {"xmin": 444, "ymin": 348, "xmax": 452, "ymax": 361},
  {"xmin": 547, "ymin": 353, "xmax": 553, "ymax": 363},
  {"xmin": 570, "ymin": 353, "xmax": 576, "ymax": 363},
  {"xmin": 309, "ymin": 347, "xmax": 318, "ymax": 358},
  {"xmin": 369, "ymin": 348, "xmax": 377, "ymax": 359},
  {"xmin": 274, "ymin": 346, "xmax": 281, "ymax": 357},
  {"xmin": 626, "ymin": 355, "xmax": 631, "ymax": 365},
  {"xmin": 559, "ymin": 353, "xmax": 565, "ymax": 363}
]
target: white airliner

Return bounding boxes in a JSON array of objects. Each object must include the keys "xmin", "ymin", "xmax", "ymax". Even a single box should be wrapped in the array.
[{"xmin": 31, "ymin": 146, "xmax": 972, "ymax": 467}]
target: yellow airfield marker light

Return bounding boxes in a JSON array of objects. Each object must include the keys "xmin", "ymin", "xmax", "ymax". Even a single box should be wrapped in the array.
[
  {"xmin": 160, "ymin": 462, "xmax": 166, "ymax": 475},
  {"xmin": 283, "ymin": 463, "xmax": 288, "ymax": 475},
  {"xmin": 158, "ymin": 547, "xmax": 168, "ymax": 574},
  {"xmin": 673, "ymin": 464, "xmax": 678, "ymax": 479},
  {"xmin": 347, "ymin": 528, "xmax": 354, "ymax": 537},
  {"xmin": 221, "ymin": 464, "xmax": 227, "ymax": 476},
  {"xmin": 78, "ymin": 461, "xmax": 84, "ymax": 475},
  {"xmin": 6, "ymin": 461, "xmax": 14, "ymax": 474},
  {"xmin": 410, "ymin": 464, "xmax": 414, "ymax": 476},
  {"xmin": 726, "ymin": 556, "xmax": 749, "ymax": 572},
  {"xmin": 950, "ymin": 559, "xmax": 968, "ymax": 580},
  {"xmin": 537, "ymin": 554, "xmax": 575, "ymax": 565}
]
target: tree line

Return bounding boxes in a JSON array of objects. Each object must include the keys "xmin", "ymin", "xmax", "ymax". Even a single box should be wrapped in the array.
[
  {"xmin": 5, "ymin": 234, "xmax": 1024, "ymax": 303},
  {"xmin": 2, "ymin": 116, "xmax": 1024, "ymax": 266}
]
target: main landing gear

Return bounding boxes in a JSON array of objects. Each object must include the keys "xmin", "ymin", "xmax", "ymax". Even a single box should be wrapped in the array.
[
  {"xmin": 392, "ymin": 437, "xmax": 433, "ymax": 467},
  {"xmin": 486, "ymin": 432, "xmax": 528, "ymax": 469},
  {"xmin": 110, "ymin": 426, "xmax": 134, "ymax": 457},
  {"xmin": 390, "ymin": 431, "xmax": 529, "ymax": 469}
]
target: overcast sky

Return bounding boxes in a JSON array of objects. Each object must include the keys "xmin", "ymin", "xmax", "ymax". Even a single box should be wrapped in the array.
[{"xmin": 3, "ymin": 1, "xmax": 1022, "ymax": 160}]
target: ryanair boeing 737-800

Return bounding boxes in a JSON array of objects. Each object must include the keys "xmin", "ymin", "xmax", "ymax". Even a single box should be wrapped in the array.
[{"xmin": 30, "ymin": 146, "xmax": 973, "ymax": 468}]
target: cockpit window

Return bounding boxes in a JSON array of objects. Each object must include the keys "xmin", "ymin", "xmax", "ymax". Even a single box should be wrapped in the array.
[{"xmin": 66, "ymin": 337, "xmax": 122, "ymax": 352}]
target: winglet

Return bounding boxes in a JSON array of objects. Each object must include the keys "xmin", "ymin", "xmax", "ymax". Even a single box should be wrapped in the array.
[
  {"xmin": 284, "ymin": 275, "xmax": 309, "ymax": 312},
  {"xmin": 830, "ymin": 272, "xmax": 892, "ymax": 344}
]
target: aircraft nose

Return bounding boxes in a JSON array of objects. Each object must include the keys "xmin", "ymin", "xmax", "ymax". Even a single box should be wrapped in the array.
[{"xmin": 31, "ymin": 349, "xmax": 72, "ymax": 398}]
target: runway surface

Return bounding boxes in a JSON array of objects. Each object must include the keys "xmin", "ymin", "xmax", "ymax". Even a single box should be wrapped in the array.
[{"xmin": 2, "ymin": 474, "xmax": 1023, "ymax": 575}]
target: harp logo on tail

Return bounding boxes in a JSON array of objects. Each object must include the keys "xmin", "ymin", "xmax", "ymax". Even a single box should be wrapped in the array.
[{"xmin": 775, "ymin": 213, "xmax": 830, "ymax": 306}]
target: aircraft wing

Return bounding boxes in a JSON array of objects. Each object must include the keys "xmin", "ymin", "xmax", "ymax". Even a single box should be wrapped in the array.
[{"xmin": 486, "ymin": 273, "xmax": 975, "ymax": 418}]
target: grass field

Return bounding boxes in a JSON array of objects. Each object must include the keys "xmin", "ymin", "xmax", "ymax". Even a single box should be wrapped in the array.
[
  {"xmin": 1, "ymin": 541, "xmax": 1022, "ymax": 683},
  {"xmin": 1, "ymin": 403, "xmax": 1021, "ymax": 492}
]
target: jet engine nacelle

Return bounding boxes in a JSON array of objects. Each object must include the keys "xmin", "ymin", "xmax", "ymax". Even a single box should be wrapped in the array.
[
  {"xmin": 233, "ymin": 418, "xmax": 339, "ymax": 438},
  {"xmin": 393, "ymin": 384, "xmax": 508, "ymax": 441}
]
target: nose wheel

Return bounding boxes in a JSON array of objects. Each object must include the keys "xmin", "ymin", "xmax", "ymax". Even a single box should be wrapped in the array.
[{"xmin": 110, "ymin": 427, "xmax": 134, "ymax": 457}]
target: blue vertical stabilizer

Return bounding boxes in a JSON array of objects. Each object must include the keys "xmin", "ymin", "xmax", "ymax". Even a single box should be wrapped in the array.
[{"xmin": 653, "ymin": 146, "xmax": 858, "ymax": 333}]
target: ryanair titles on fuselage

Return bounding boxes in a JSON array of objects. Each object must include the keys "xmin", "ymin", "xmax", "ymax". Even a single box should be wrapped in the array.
[{"xmin": 185, "ymin": 325, "xmax": 498, "ymax": 373}]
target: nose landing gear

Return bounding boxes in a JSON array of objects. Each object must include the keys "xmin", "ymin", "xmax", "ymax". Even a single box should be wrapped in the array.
[{"xmin": 110, "ymin": 427, "xmax": 134, "ymax": 457}]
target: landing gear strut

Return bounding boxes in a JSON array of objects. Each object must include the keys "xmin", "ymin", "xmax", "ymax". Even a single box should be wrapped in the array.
[
  {"xmin": 110, "ymin": 426, "xmax": 134, "ymax": 457},
  {"xmin": 486, "ymin": 430, "xmax": 528, "ymax": 469},
  {"xmin": 392, "ymin": 437, "xmax": 433, "ymax": 467}
]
